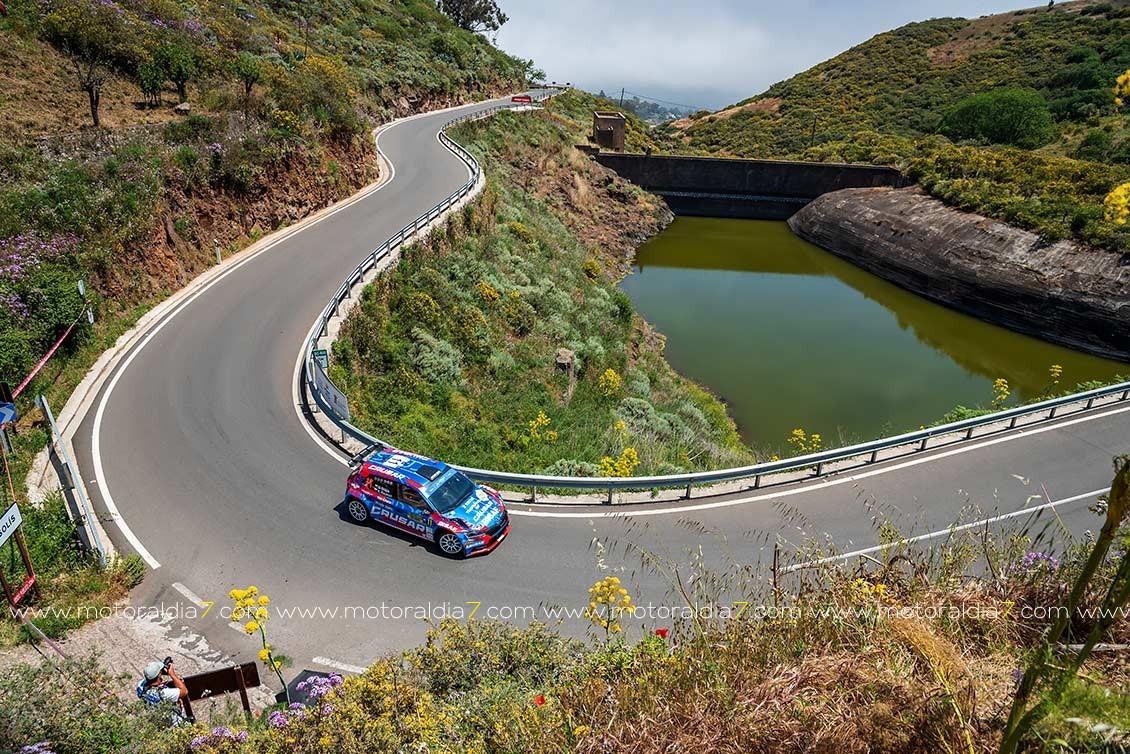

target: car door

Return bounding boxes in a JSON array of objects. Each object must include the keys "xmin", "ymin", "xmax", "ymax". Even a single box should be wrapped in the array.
[{"xmin": 390, "ymin": 482, "xmax": 435, "ymax": 540}]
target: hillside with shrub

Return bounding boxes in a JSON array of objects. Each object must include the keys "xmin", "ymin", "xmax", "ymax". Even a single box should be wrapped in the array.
[
  {"xmin": 0, "ymin": 0, "xmax": 534, "ymax": 491},
  {"xmin": 663, "ymin": 1, "xmax": 1130, "ymax": 254},
  {"xmin": 331, "ymin": 92, "xmax": 752, "ymax": 475}
]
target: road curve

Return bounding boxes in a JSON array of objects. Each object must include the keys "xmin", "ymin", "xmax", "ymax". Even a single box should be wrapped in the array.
[{"xmin": 71, "ymin": 96, "xmax": 1130, "ymax": 672}]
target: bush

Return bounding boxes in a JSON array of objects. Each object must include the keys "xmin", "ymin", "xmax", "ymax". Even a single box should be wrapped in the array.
[
  {"xmin": 409, "ymin": 328, "xmax": 463, "ymax": 385},
  {"xmin": 938, "ymin": 88, "xmax": 1055, "ymax": 148}
]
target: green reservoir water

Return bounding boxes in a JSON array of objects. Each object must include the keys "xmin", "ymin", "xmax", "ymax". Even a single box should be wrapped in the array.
[{"xmin": 620, "ymin": 217, "xmax": 1128, "ymax": 449}]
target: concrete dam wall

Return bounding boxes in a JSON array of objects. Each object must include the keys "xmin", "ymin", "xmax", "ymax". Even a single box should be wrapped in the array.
[
  {"xmin": 594, "ymin": 153, "xmax": 909, "ymax": 219},
  {"xmin": 789, "ymin": 187, "xmax": 1130, "ymax": 362}
]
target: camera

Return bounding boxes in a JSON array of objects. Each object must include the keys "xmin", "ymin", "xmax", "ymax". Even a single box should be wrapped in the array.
[{"xmin": 162, "ymin": 656, "xmax": 173, "ymax": 672}]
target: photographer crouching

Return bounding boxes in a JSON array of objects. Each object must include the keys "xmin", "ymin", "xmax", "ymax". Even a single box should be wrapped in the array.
[{"xmin": 136, "ymin": 656, "xmax": 193, "ymax": 724}]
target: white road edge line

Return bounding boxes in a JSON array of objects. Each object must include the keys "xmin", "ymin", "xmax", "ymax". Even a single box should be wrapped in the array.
[
  {"xmin": 171, "ymin": 582, "xmax": 206, "ymax": 607},
  {"xmin": 506, "ymin": 402, "xmax": 1130, "ymax": 518},
  {"xmin": 312, "ymin": 656, "xmax": 368, "ymax": 675},
  {"xmin": 92, "ymin": 103, "xmax": 478, "ymax": 567},
  {"xmin": 784, "ymin": 486, "xmax": 1109, "ymax": 572}
]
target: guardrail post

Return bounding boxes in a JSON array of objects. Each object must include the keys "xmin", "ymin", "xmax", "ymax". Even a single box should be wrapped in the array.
[
  {"xmin": 1123, "ymin": 389, "xmax": 1129, "ymax": 401},
  {"xmin": 1048, "ymin": 406, "xmax": 1057, "ymax": 419},
  {"xmin": 531, "ymin": 485, "xmax": 537, "ymax": 504},
  {"xmin": 815, "ymin": 462, "xmax": 823, "ymax": 476},
  {"xmin": 1008, "ymin": 416, "xmax": 1018, "ymax": 429},
  {"xmin": 965, "ymin": 427, "xmax": 974, "ymax": 440},
  {"xmin": 1086, "ymin": 397, "xmax": 1095, "ymax": 409},
  {"xmin": 685, "ymin": 482, "xmax": 692, "ymax": 499},
  {"xmin": 918, "ymin": 437, "xmax": 928, "ymax": 452},
  {"xmin": 754, "ymin": 474, "xmax": 761, "ymax": 489},
  {"xmin": 606, "ymin": 486, "xmax": 613, "ymax": 505},
  {"xmin": 869, "ymin": 450, "xmax": 878, "ymax": 463}
]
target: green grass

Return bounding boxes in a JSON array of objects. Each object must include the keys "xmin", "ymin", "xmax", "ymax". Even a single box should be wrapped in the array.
[{"xmin": 0, "ymin": 494, "xmax": 145, "ymax": 647}]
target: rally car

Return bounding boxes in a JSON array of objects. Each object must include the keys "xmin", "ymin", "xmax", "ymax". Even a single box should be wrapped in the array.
[{"xmin": 344, "ymin": 446, "xmax": 510, "ymax": 558}]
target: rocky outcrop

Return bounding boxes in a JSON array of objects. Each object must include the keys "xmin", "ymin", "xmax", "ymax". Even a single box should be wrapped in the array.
[{"xmin": 788, "ymin": 187, "xmax": 1130, "ymax": 361}]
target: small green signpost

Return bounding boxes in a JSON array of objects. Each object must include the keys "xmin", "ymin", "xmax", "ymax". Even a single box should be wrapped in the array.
[{"xmin": 313, "ymin": 349, "xmax": 329, "ymax": 370}]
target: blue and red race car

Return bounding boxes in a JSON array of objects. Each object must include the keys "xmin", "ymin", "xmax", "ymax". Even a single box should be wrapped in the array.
[{"xmin": 344, "ymin": 446, "xmax": 510, "ymax": 558}]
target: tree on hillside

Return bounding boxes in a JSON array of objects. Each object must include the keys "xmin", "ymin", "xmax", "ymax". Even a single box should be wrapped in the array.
[
  {"xmin": 42, "ymin": 0, "xmax": 126, "ymax": 127},
  {"xmin": 938, "ymin": 88, "xmax": 1055, "ymax": 149},
  {"xmin": 156, "ymin": 40, "xmax": 196, "ymax": 103},
  {"xmin": 137, "ymin": 59, "xmax": 165, "ymax": 108},
  {"xmin": 231, "ymin": 51, "xmax": 262, "ymax": 98},
  {"xmin": 435, "ymin": 0, "xmax": 507, "ymax": 33}
]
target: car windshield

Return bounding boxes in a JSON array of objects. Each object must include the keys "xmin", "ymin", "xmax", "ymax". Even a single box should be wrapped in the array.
[{"xmin": 426, "ymin": 470, "xmax": 476, "ymax": 514}]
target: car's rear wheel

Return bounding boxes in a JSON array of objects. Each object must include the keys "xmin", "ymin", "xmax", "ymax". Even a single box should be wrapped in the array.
[
  {"xmin": 436, "ymin": 530, "xmax": 466, "ymax": 558},
  {"xmin": 347, "ymin": 498, "xmax": 370, "ymax": 523}
]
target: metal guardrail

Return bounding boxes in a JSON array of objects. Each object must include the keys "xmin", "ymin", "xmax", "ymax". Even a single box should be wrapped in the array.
[
  {"xmin": 37, "ymin": 395, "xmax": 107, "ymax": 566},
  {"xmin": 302, "ymin": 93, "xmax": 1130, "ymax": 504}
]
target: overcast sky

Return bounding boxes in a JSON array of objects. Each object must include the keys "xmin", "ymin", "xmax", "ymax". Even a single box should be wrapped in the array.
[{"xmin": 493, "ymin": 0, "xmax": 1036, "ymax": 110}]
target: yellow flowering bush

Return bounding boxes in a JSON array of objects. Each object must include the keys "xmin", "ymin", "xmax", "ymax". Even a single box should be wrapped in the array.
[
  {"xmin": 582, "ymin": 258, "xmax": 601, "ymax": 280},
  {"xmin": 598, "ymin": 368, "xmax": 622, "ymax": 397},
  {"xmin": 1104, "ymin": 181, "xmax": 1130, "ymax": 226},
  {"xmin": 476, "ymin": 280, "xmax": 501, "ymax": 304},
  {"xmin": 584, "ymin": 575, "xmax": 633, "ymax": 637},
  {"xmin": 1049, "ymin": 363, "xmax": 1063, "ymax": 388},
  {"xmin": 228, "ymin": 584, "xmax": 288, "ymax": 696},
  {"xmin": 992, "ymin": 377, "xmax": 1011, "ymax": 408},
  {"xmin": 1115, "ymin": 68, "xmax": 1130, "ymax": 108},
  {"xmin": 787, "ymin": 428, "xmax": 822, "ymax": 454},
  {"xmin": 269, "ymin": 108, "xmax": 302, "ymax": 134},
  {"xmin": 528, "ymin": 411, "xmax": 557, "ymax": 443},
  {"xmin": 599, "ymin": 447, "xmax": 639, "ymax": 477},
  {"xmin": 850, "ymin": 577, "xmax": 897, "ymax": 606}
]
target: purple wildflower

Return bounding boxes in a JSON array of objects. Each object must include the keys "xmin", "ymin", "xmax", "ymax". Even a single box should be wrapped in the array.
[
  {"xmin": 1011, "ymin": 668, "xmax": 1024, "ymax": 685},
  {"xmin": 189, "ymin": 736, "xmax": 209, "ymax": 750},
  {"xmin": 19, "ymin": 743, "xmax": 57, "ymax": 754},
  {"xmin": 267, "ymin": 710, "xmax": 289, "ymax": 729},
  {"xmin": 1016, "ymin": 551, "xmax": 1060, "ymax": 573}
]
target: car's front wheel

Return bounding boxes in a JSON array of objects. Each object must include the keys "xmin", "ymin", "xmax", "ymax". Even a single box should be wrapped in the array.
[
  {"xmin": 436, "ymin": 530, "xmax": 466, "ymax": 558},
  {"xmin": 347, "ymin": 498, "xmax": 370, "ymax": 524}
]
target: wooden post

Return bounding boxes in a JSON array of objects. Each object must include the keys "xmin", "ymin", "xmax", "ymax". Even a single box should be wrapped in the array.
[
  {"xmin": 0, "ymin": 566, "xmax": 13, "ymax": 610},
  {"xmin": 235, "ymin": 664, "xmax": 251, "ymax": 715}
]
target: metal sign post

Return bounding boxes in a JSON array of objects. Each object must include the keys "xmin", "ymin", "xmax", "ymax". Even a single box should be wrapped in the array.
[{"xmin": 0, "ymin": 502, "xmax": 36, "ymax": 609}]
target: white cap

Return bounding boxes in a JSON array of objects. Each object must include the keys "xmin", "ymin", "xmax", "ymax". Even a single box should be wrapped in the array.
[{"xmin": 143, "ymin": 661, "xmax": 164, "ymax": 681}]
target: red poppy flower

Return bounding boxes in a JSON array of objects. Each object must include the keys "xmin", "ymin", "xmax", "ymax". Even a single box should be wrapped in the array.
[
  {"xmin": 655, "ymin": 627, "xmax": 669, "ymax": 639},
  {"xmin": 534, "ymin": 694, "xmax": 546, "ymax": 706}
]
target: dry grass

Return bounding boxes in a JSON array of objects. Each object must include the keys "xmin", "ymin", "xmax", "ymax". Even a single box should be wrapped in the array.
[{"xmin": 0, "ymin": 34, "xmax": 186, "ymax": 142}]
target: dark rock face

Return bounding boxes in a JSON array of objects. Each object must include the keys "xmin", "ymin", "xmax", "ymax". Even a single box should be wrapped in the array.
[{"xmin": 788, "ymin": 187, "xmax": 1130, "ymax": 362}]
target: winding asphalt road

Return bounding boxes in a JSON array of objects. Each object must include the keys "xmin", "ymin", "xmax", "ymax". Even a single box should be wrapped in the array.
[{"xmin": 69, "ymin": 95, "xmax": 1130, "ymax": 675}]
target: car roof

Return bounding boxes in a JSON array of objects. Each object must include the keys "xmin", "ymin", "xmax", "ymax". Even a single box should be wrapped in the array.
[{"xmin": 363, "ymin": 448, "xmax": 451, "ymax": 490}]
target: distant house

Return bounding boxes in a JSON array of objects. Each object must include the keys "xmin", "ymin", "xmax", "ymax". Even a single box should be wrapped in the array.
[{"xmin": 592, "ymin": 111, "xmax": 626, "ymax": 152}]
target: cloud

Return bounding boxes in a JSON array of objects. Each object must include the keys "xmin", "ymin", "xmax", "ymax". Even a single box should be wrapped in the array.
[
  {"xmin": 496, "ymin": 0, "xmax": 770, "ymax": 109},
  {"xmin": 494, "ymin": 0, "xmax": 1026, "ymax": 110}
]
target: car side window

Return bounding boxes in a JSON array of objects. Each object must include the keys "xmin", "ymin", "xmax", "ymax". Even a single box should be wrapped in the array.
[
  {"xmin": 398, "ymin": 483, "xmax": 428, "ymax": 510},
  {"xmin": 366, "ymin": 476, "xmax": 394, "ymax": 498}
]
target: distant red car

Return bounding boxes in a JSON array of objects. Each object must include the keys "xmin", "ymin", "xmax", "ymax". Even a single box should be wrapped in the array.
[{"xmin": 511, "ymin": 95, "xmax": 533, "ymax": 104}]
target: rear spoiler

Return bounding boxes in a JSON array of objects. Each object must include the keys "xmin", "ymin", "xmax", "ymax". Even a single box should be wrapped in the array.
[{"xmin": 348, "ymin": 442, "xmax": 389, "ymax": 469}]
